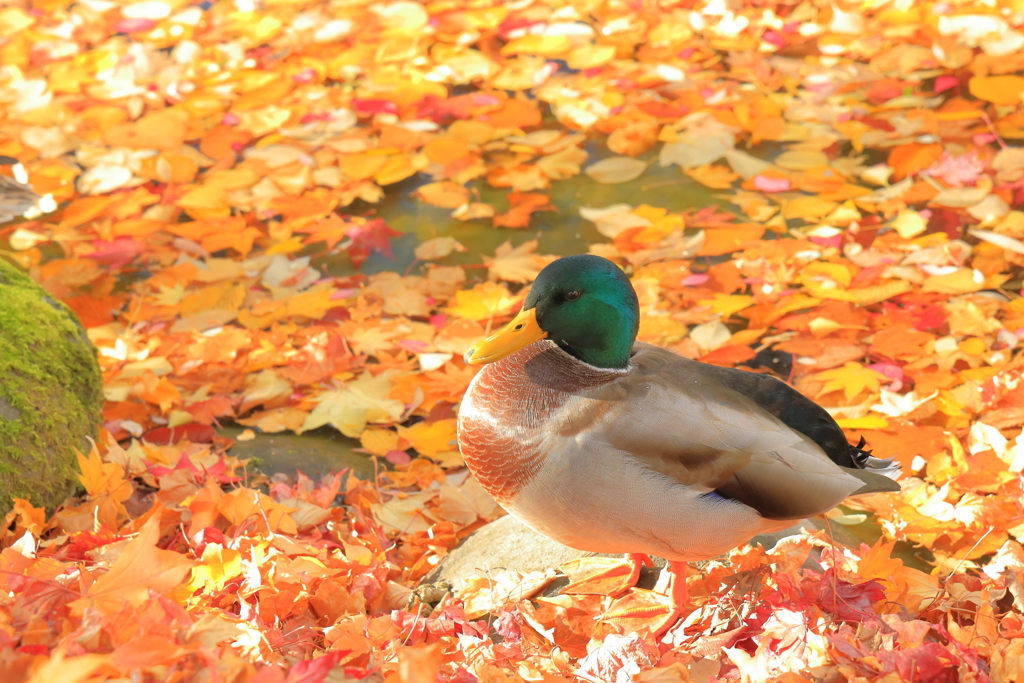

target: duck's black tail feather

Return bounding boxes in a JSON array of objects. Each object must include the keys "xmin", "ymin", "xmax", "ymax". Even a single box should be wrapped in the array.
[{"xmin": 850, "ymin": 436, "xmax": 901, "ymax": 480}]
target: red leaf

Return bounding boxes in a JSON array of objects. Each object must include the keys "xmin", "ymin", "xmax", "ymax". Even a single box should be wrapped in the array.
[
  {"xmin": 353, "ymin": 99, "xmax": 398, "ymax": 116},
  {"xmin": 878, "ymin": 642, "xmax": 959, "ymax": 683},
  {"xmin": 90, "ymin": 237, "xmax": 143, "ymax": 269},
  {"xmin": 817, "ymin": 569, "xmax": 886, "ymax": 621},
  {"xmin": 346, "ymin": 218, "xmax": 401, "ymax": 267},
  {"xmin": 143, "ymin": 423, "xmax": 217, "ymax": 445},
  {"xmin": 284, "ymin": 651, "xmax": 351, "ymax": 683},
  {"xmin": 114, "ymin": 18, "xmax": 157, "ymax": 33}
]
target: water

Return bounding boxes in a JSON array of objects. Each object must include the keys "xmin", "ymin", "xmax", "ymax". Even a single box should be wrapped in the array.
[
  {"xmin": 316, "ymin": 146, "xmax": 723, "ymax": 277},
  {"xmin": 221, "ymin": 424, "xmax": 381, "ymax": 481}
]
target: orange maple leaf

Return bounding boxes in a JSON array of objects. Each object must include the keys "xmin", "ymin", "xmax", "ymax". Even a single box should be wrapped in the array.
[
  {"xmin": 69, "ymin": 506, "xmax": 194, "ymax": 616},
  {"xmin": 888, "ymin": 143, "xmax": 944, "ymax": 180},
  {"xmin": 492, "ymin": 191, "xmax": 556, "ymax": 228},
  {"xmin": 76, "ymin": 444, "xmax": 133, "ymax": 529}
]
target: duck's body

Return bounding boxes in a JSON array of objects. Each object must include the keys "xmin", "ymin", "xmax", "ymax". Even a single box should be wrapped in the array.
[
  {"xmin": 457, "ymin": 254, "xmax": 899, "ymax": 626},
  {"xmin": 459, "ymin": 338, "xmax": 897, "ymax": 562}
]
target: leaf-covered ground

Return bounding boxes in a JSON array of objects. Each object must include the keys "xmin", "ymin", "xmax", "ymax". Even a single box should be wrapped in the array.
[{"xmin": 4, "ymin": 0, "xmax": 1024, "ymax": 680}]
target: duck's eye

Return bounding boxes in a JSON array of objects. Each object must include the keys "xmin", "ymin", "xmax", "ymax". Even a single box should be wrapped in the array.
[{"xmin": 564, "ymin": 290, "xmax": 581, "ymax": 301}]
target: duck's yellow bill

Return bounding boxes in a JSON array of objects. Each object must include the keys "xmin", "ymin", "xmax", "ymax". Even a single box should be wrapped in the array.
[{"xmin": 464, "ymin": 308, "xmax": 546, "ymax": 365}]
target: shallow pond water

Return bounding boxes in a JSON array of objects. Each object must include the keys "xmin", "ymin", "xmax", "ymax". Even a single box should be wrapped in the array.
[
  {"xmin": 318, "ymin": 145, "xmax": 723, "ymax": 277},
  {"xmin": 221, "ymin": 424, "xmax": 381, "ymax": 481}
]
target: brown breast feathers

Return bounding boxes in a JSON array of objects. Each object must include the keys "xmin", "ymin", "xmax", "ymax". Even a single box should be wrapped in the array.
[{"xmin": 457, "ymin": 341, "xmax": 623, "ymax": 505}]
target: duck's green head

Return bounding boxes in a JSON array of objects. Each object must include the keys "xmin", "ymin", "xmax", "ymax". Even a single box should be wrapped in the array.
[{"xmin": 466, "ymin": 254, "xmax": 639, "ymax": 369}]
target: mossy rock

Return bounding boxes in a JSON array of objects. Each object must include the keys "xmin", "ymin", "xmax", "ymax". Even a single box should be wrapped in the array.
[{"xmin": 0, "ymin": 258, "xmax": 103, "ymax": 514}]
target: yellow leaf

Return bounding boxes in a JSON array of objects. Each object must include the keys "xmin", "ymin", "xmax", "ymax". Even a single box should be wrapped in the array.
[
  {"xmin": 452, "ymin": 202, "xmax": 496, "ymax": 221},
  {"xmin": 236, "ymin": 406, "xmax": 308, "ymax": 434},
  {"xmin": 500, "ymin": 35, "xmax": 572, "ymax": 57},
  {"xmin": 398, "ymin": 419, "xmax": 457, "ymax": 457},
  {"xmin": 810, "ymin": 279, "xmax": 913, "ymax": 305},
  {"xmin": 729, "ymin": 328, "xmax": 767, "ymax": 347},
  {"xmin": 633, "ymin": 205, "xmax": 668, "ymax": 222},
  {"xmin": 799, "ymin": 262, "xmax": 852, "ymax": 289},
  {"xmin": 27, "ymin": 649, "xmax": 110, "ymax": 683},
  {"xmin": 375, "ymin": 154, "xmax": 418, "ymax": 186},
  {"xmin": 340, "ymin": 153, "xmax": 389, "ymax": 181},
  {"xmin": 301, "ymin": 372, "xmax": 406, "ymax": 437},
  {"xmin": 0, "ymin": 7, "xmax": 34, "ymax": 34},
  {"xmin": 361, "ymin": 428, "xmax": 400, "ymax": 456},
  {"xmin": 175, "ymin": 186, "xmax": 231, "ymax": 218},
  {"xmin": 814, "ymin": 362, "xmax": 888, "ymax": 402},
  {"xmin": 413, "ymin": 182, "xmax": 471, "ymax": 209},
  {"xmin": 891, "ymin": 210, "xmax": 927, "ymax": 239},
  {"xmin": 446, "ymin": 281, "xmax": 521, "ymax": 320},
  {"xmin": 697, "ymin": 225, "xmax": 765, "ymax": 256},
  {"xmin": 77, "ymin": 445, "xmax": 131, "ymax": 500},
  {"xmin": 835, "ymin": 416, "xmax": 890, "ymax": 429},
  {"xmin": 783, "ymin": 196, "xmax": 839, "ymax": 221},
  {"xmin": 186, "ymin": 544, "xmax": 243, "ymax": 594},
  {"xmin": 921, "ymin": 268, "xmax": 986, "ymax": 294},
  {"xmin": 370, "ymin": 491, "xmax": 435, "ymax": 535},
  {"xmin": 959, "ymin": 338, "xmax": 988, "ymax": 356},
  {"xmin": 203, "ymin": 168, "xmax": 260, "ymax": 190},
  {"xmin": 435, "ymin": 478, "xmax": 501, "ymax": 525},
  {"xmin": 536, "ymin": 145, "xmax": 589, "ymax": 181},
  {"xmin": 76, "ymin": 445, "xmax": 132, "ymax": 528},
  {"xmin": 969, "ymin": 75, "xmax": 1024, "ymax": 106},
  {"xmin": 698, "ymin": 294, "xmax": 754, "ymax": 317},
  {"xmin": 637, "ymin": 315, "xmax": 689, "ymax": 345},
  {"xmin": 566, "ymin": 44, "xmax": 617, "ymax": 70},
  {"xmin": 684, "ymin": 164, "xmax": 740, "ymax": 189},
  {"xmin": 485, "ymin": 239, "xmax": 557, "ymax": 283},
  {"xmin": 265, "ymin": 236, "xmax": 305, "ymax": 255},
  {"xmin": 217, "ymin": 488, "xmax": 297, "ymax": 535},
  {"xmin": 102, "ymin": 108, "xmax": 188, "ymax": 152}
]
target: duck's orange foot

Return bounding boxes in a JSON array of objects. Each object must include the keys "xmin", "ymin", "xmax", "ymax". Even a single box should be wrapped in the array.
[
  {"xmin": 559, "ymin": 553, "xmax": 651, "ymax": 598},
  {"xmin": 603, "ymin": 560, "xmax": 691, "ymax": 637}
]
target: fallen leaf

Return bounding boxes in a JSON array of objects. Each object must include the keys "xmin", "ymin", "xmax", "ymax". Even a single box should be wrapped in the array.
[
  {"xmin": 492, "ymin": 191, "xmax": 556, "ymax": 228},
  {"xmin": 485, "ymin": 239, "xmax": 557, "ymax": 283},
  {"xmin": 70, "ymin": 507, "xmax": 194, "ymax": 616},
  {"xmin": 814, "ymin": 362, "xmax": 889, "ymax": 402},
  {"xmin": 585, "ymin": 157, "xmax": 648, "ymax": 184}
]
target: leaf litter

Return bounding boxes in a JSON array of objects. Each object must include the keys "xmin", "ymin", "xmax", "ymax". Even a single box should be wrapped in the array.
[{"xmin": 4, "ymin": 0, "xmax": 1024, "ymax": 681}]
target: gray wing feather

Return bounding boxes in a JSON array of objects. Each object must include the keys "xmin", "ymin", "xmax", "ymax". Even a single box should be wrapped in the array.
[{"xmin": 580, "ymin": 344, "xmax": 898, "ymax": 520}]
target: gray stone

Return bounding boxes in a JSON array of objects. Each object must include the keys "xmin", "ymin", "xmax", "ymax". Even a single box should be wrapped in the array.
[{"xmin": 424, "ymin": 513, "xmax": 860, "ymax": 596}]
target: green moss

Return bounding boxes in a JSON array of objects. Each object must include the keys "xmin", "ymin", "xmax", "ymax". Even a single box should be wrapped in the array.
[{"xmin": 0, "ymin": 257, "xmax": 103, "ymax": 514}]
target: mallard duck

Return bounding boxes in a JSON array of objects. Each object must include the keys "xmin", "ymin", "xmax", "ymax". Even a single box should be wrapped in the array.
[{"xmin": 457, "ymin": 254, "xmax": 900, "ymax": 629}]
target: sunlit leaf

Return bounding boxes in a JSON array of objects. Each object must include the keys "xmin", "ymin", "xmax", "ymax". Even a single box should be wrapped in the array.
[
  {"xmin": 814, "ymin": 362, "xmax": 889, "ymax": 402},
  {"xmin": 969, "ymin": 75, "xmax": 1024, "ymax": 105},
  {"xmin": 584, "ymin": 157, "xmax": 647, "ymax": 184},
  {"xmin": 69, "ymin": 508, "xmax": 194, "ymax": 616}
]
